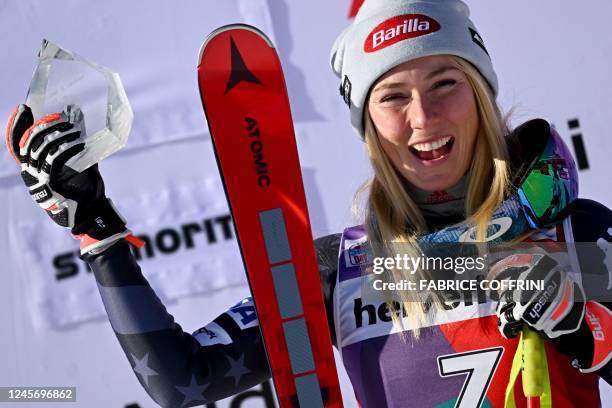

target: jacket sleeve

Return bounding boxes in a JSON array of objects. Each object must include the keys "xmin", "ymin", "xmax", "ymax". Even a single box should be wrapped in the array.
[
  {"xmin": 85, "ymin": 233, "xmax": 341, "ymax": 407},
  {"xmin": 559, "ymin": 199, "xmax": 612, "ymax": 383},
  {"xmin": 314, "ymin": 233, "xmax": 342, "ymax": 347}
]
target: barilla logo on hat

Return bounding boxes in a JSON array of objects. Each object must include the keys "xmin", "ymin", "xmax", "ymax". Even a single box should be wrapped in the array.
[{"xmin": 365, "ymin": 14, "xmax": 440, "ymax": 53}]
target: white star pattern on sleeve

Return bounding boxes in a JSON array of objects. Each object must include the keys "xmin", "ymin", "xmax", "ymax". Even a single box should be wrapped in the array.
[
  {"xmin": 224, "ymin": 354, "xmax": 251, "ymax": 387},
  {"xmin": 176, "ymin": 374, "xmax": 209, "ymax": 407},
  {"xmin": 131, "ymin": 352, "xmax": 159, "ymax": 388}
]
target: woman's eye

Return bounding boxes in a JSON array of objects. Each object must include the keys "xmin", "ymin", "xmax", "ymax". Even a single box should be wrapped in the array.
[
  {"xmin": 433, "ymin": 79, "xmax": 456, "ymax": 89},
  {"xmin": 380, "ymin": 94, "xmax": 406, "ymax": 103}
]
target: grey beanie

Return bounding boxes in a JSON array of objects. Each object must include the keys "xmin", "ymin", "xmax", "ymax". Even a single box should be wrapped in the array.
[{"xmin": 330, "ymin": 0, "xmax": 498, "ymax": 139}]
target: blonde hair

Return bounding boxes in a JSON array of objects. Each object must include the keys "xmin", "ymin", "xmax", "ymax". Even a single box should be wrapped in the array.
[{"xmin": 356, "ymin": 56, "xmax": 511, "ymax": 334}]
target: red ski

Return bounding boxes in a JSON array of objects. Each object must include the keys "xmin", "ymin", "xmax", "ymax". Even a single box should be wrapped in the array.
[{"xmin": 197, "ymin": 25, "xmax": 343, "ymax": 408}]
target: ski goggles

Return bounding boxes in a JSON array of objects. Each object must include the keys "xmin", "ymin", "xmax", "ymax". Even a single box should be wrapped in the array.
[{"xmin": 516, "ymin": 126, "xmax": 578, "ymax": 229}]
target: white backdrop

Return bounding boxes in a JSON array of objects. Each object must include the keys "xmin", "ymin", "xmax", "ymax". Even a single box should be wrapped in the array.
[{"xmin": 1, "ymin": 0, "xmax": 610, "ymax": 407}]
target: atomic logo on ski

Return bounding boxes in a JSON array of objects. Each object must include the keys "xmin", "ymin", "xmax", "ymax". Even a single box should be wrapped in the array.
[{"xmin": 225, "ymin": 37, "xmax": 263, "ymax": 94}]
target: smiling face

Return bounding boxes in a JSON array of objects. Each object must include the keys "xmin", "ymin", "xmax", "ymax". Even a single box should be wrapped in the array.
[{"xmin": 367, "ymin": 55, "xmax": 479, "ymax": 191}]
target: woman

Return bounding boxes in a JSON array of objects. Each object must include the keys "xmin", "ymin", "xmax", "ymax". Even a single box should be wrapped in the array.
[{"xmin": 6, "ymin": 0, "xmax": 611, "ymax": 406}]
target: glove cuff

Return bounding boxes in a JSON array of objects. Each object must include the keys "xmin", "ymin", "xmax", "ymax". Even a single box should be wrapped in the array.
[
  {"xmin": 75, "ymin": 230, "xmax": 132, "ymax": 255},
  {"xmin": 71, "ymin": 198, "xmax": 145, "ymax": 255},
  {"xmin": 71, "ymin": 198, "xmax": 127, "ymax": 239}
]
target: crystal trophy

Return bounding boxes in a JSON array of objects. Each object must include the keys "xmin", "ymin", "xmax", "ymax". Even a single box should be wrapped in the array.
[{"xmin": 25, "ymin": 39, "xmax": 133, "ymax": 172}]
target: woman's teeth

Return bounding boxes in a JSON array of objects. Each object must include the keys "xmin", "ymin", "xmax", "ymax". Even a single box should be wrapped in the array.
[
  {"xmin": 412, "ymin": 136, "xmax": 453, "ymax": 152},
  {"xmin": 410, "ymin": 136, "xmax": 454, "ymax": 161}
]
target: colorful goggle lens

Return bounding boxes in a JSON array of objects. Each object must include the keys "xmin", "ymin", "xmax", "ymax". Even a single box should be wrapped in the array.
[{"xmin": 517, "ymin": 127, "xmax": 578, "ymax": 228}]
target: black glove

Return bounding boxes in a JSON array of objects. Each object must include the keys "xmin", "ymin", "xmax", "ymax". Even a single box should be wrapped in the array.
[
  {"xmin": 6, "ymin": 104, "xmax": 136, "ymax": 254},
  {"xmin": 488, "ymin": 252, "xmax": 612, "ymax": 373},
  {"xmin": 489, "ymin": 252, "xmax": 585, "ymax": 340}
]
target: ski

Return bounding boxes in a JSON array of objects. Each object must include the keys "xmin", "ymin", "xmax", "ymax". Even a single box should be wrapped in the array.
[{"xmin": 197, "ymin": 24, "xmax": 343, "ymax": 408}]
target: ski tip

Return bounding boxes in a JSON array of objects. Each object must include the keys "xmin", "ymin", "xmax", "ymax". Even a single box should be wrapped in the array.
[{"xmin": 197, "ymin": 23, "xmax": 275, "ymax": 68}]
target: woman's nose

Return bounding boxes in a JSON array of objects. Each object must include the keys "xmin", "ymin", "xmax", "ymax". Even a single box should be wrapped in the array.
[{"xmin": 408, "ymin": 94, "xmax": 436, "ymax": 129}]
